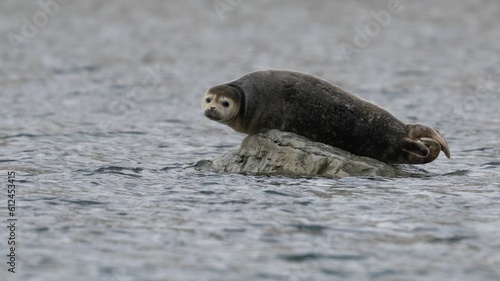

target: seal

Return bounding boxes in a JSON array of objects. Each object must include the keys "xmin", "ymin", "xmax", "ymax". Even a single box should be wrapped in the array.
[{"xmin": 202, "ymin": 70, "xmax": 450, "ymax": 164}]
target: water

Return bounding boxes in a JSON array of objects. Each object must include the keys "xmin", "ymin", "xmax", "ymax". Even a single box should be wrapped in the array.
[{"xmin": 1, "ymin": 1, "xmax": 499, "ymax": 280}]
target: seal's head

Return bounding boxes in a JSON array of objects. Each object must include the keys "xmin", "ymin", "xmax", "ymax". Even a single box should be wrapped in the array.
[{"xmin": 202, "ymin": 84, "xmax": 243, "ymax": 125}]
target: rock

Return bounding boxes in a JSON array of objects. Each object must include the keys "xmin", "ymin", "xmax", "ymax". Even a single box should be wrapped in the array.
[{"xmin": 206, "ymin": 129, "xmax": 417, "ymax": 178}]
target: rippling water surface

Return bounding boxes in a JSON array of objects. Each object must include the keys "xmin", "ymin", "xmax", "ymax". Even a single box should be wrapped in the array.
[{"xmin": 1, "ymin": 1, "xmax": 499, "ymax": 280}]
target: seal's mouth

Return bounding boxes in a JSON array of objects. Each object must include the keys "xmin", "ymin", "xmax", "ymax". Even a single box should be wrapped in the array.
[{"xmin": 204, "ymin": 108, "xmax": 221, "ymax": 121}]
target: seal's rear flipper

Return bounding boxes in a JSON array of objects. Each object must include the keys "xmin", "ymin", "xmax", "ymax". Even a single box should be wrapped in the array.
[
  {"xmin": 404, "ymin": 124, "xmax": 451, "ymax": 164},
  {"xmin": 401, "ymin": 137, "xmax": 430, "ymax": 164}
]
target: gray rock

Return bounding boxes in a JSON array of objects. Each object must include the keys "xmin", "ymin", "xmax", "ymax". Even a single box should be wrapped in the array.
[{"xmin": 207, "ymin": 129, "xmax": 417, "ymax": 178}]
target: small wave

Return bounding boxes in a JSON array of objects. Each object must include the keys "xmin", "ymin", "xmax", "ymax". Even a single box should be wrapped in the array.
[
  {"xmin": 162, "ymin": 119, "xmax": 184, "ymax": 124},
  {"xmin": 289, "ymin": 223, "xmax": 329, "ymax": 233},
  {"xmin": 162, "ymin": 163, "xmax": 195, "ymax": 171},
  {"xmin": 0, "ymin": 133, "xmax": 39, "ymax": 139},
  {"xmin": 263, "ymin": 189, "xmax": 300, "ymax": 197},
  {"xmin": 279, "ymin": 253, "xmax": 365, "ymax": 262},
  {"xmin": 89, "ymin": 166, "xmax": 143, "ymax": 177},
  {"xmin": 394, "ymin": 69, "xmax": 427, "ymax": 76},
  {"xmin": 442, "ymin": 169, "xmax": 470, "ymax": 176},
  {"xmin": 430, "ymin": 234, "xmax": 475, "ymax": 244},
  {"xmin": 481, "ymin": 161, "xmax": 500, "ymax": 168},
  {"xmin": 52, "ymin": 64, "xmax": 100, "ymax": 74},
  {"xmin": 61, "ymin": 199, "xmax": 107, "ymax": 206},
  {"xmin": 463, "ymin": 147, "xmax": 493, "ymax": 152},
  {"xmin": 208, "ymin": 200, "xmax": 249, "ymax": 205}
]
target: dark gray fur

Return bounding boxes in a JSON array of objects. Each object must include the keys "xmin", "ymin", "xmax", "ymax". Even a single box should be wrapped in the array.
[{"xmin": 211, "ymin": 70, "xmax": 448, "ymax": 164}]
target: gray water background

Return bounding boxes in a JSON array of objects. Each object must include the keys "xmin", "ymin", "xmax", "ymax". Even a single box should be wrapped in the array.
[{"xmin": 1, "ymin": 1, "xmax": 499, "ymax": 280}]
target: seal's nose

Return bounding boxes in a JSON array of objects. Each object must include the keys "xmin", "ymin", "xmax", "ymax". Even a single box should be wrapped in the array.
[{"xmin": 210, "ymin": 106, "xmax": 216, "ymax": 110}]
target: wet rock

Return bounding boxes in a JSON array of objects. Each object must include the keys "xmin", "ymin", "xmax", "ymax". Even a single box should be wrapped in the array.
[{"xmin": 209, "ymin": 129, "xmax": 409, "ymax": 178}]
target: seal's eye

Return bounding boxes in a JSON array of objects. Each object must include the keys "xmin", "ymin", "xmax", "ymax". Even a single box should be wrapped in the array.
[
  {"xmin": 221, "ymin": 101, "xmax": 230, "ymax": 108},
  {"xmin": 205, "ymin": 97, "xmax": 212, "ymax": 103}
]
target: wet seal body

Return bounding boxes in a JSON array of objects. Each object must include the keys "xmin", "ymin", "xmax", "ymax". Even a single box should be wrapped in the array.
[{"xmin": 202, "ymin": 70, "xmax": 450, "ymax": 164}]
